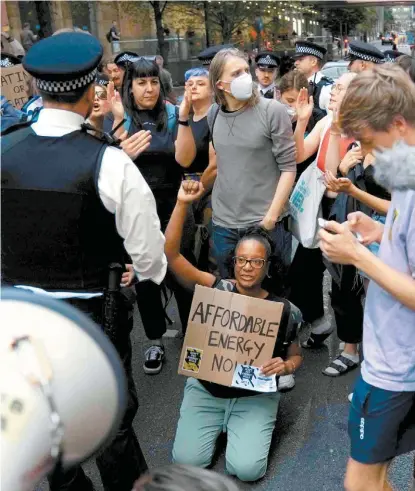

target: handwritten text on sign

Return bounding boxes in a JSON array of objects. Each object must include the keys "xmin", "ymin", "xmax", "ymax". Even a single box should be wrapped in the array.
[
  {"xmin": 1, "ymin": 65, "xmax": 29, "ymax": 109},
  {"xmin": 178, "ymin": 285, "xmax": 283, "ymax": 387}
]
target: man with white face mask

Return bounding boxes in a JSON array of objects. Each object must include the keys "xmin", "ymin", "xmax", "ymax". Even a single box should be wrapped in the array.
[
  {"xmin": 203, "ymin": 48, "xmax": 296, "ymax": 279},
  {"xmin": 201, "ymin": 49, "xmax": 296, "ymax": 394}
]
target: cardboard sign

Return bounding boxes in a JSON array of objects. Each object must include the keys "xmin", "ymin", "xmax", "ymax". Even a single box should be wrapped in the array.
[
  {"xmin": 1, "ymin": 65, "xmax": 29, "ymax": 109},
  {"xmin": 178, "ymin": 285, "xmax": 283, "ymax": 389}
]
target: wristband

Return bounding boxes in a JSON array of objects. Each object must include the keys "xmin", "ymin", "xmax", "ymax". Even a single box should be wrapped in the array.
[{"xmin": 178, "ymin": 119, "xmax": 190, "ymax": 126}]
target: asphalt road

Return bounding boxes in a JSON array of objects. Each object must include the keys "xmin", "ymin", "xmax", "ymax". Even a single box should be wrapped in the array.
[
  {"xmin": 374, "ymin": 39, "xmax": 413, "ymax": 55},
  {"xmin": 37, "ymin": 272, "xmax": 414, "ymax": 491}
]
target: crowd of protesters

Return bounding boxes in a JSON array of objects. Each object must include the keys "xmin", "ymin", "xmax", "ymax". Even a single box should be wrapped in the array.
[{"xmin": 1, "ymin": 26, "xmax": 414, "ymax": 491}]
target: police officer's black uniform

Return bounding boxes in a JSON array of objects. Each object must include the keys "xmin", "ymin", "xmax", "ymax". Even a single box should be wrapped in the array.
[
  {"xmin": 1, "ymin": 33, "xmax": 151, "ymax": 491},
  {"xmin": 294, "ymin": 41, "xmax": 333, "ymax": 122}
]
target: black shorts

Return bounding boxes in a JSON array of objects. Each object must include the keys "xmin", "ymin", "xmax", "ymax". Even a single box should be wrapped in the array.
[{"xmin": 349, "ymin": 374, "xmax": 415, "ymax": 464}]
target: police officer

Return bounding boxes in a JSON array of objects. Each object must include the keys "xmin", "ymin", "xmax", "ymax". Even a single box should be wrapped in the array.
[
  {"xmin": 346, "ymin": 40, "xmax": 385, "ymax": 73},
  {"xmin": 105, "ymin": 50, "xmax": 139, "ymax": 91},
  {"xmin": 254, "ymin": 51, "xmax": 280, "ymax": 99},
  {"xmin": 1, "ymin": 32, "xmax": 166, "ymax": 491},
  {"xmin": 197, "ymin": 44, "xmax": 234, "ymax": 68},
  {"xmin": 293, "ymin": 40, "xmax": 333, "ymax": 121}
]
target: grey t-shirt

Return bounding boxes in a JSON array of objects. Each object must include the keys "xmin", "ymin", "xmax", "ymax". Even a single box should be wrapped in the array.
[
  {"xmin": 362, "ymin": 189, "xmax": 415, "ymax": 392},
  {"xmin": 209, "ymin": 98, "xmax": 296, "ymax": 228}
]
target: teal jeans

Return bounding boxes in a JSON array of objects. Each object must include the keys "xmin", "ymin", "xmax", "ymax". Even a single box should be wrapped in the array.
[{"xmin": 172, "ymin": 378, "xmax": 281, "ymax": 482}]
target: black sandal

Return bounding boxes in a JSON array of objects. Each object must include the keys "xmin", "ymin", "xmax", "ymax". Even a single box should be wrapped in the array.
[
  {"xmin": 322, "ymin": 354, "xmax": 359, "ymax": 377},
  {"xmin": 301, "ymin": 328, "xmax": 333, "ymax": 349}
]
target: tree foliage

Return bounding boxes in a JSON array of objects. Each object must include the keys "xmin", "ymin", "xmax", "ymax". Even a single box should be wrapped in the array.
[
  {"xmin": 205, "ymin": 1, "xmax": 252, "ymax": 43},
  {"xmin": 384, "ymin": 8, "xmax": 395, "ymax": 32},
  {"xmin": 316, "ymin": 6, "xmax": 372, "ymax": 37}
]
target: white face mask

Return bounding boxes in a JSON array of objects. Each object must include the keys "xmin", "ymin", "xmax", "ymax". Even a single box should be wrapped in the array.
[
  {"xmin": 284, "ymin": 105, "xmax": 297, "ymax": 122},
  {"xmin": 220, "ymin": 73, "xmax": 253, "ymax": 101}
]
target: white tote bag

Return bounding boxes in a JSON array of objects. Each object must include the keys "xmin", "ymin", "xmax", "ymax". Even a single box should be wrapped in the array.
[{"xmin": 289, "ymin": 120, "xmax": 331, "ymax": 248}]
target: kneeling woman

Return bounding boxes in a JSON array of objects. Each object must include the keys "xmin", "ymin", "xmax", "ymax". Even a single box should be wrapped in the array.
[{"xmin": 166, "ymin": 180, "xmax": 303, "ymax": 482}]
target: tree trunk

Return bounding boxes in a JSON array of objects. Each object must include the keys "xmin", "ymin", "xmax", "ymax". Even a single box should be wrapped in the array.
[
  {"xmin": 203, "ymin": 1, "xmax": 211, "ymax": 48},
  {"xmin": 34, "ymin": 1, "xmax": 52, "ymax": 38},
  {"xmin": 88, "ymin": 1, "xmax": 98, "ymax": 38},
  {"xmin": 151, "ymin": 1, "xmax": 169, "ymax": 66}
]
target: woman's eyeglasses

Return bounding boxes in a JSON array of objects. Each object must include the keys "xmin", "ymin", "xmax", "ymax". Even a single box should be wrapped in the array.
[
  {"xmin": 95, "ymin": 91, "xmax": 107, "ymax": 101},
  {"xmin": 331, "ymin": 84, "xmax": 345, "ymax": 94},
  {"xmin": 233, "ymin": 257, "xmax": 266, "ymax": 269}
]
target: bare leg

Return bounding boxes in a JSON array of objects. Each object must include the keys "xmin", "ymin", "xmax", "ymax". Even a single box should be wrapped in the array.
[
  {"xmin": 344, "ymin": 457, "xmax": 392, "ymax": 491},
  {"xmin": 344, "ymin": 342, "xmax": 359, "ymax": 356}
]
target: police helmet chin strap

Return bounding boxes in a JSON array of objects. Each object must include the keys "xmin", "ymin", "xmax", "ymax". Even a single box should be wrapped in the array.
[{"xmin": 81, "ymin": 118, "xmax": 126, "ymax": 146}]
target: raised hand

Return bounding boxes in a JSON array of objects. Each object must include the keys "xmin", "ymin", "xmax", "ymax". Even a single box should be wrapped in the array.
[
  {"xmin": 179, "ymin": 85, "xmax": 192, "ymax": 121},
  {"xmin": 108, "ymin": 81, "xmax": 124, "ymax": 122},
  {"xmin": 296, "ymin": 87, "xmax": 314, "ymax": 122},
  {"xmin": 120, "ymin": 130, "xmax": 152, "ymax": 160},
  {"xmin": 177, "ymin": 180, "xmax": 205, "ymax": 204}
]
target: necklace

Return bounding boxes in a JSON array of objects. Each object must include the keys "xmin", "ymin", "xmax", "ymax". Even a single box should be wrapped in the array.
[
  {"xmin": 225, "ymin": 116, "xmax": 237, "ymax": 136},
  {"xmin": 223, "ymin": 101, "xmax": 248, "ymax": 136}
]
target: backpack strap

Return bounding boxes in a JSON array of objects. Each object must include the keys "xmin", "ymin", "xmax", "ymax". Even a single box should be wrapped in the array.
[
  {"xmin": 123, "ymin": 112, "xmax": 132, "ymax": 134},
  {"xmin": 166, "ymin": 102, "xmax": 178, "ymax": 133},
  {"xmin": 273, "ymin": 298, "xmax": 302, "ymax": 359},
  {"xmin": 207, "ymin": 103, "xmax": 220, "ymax": 150}
]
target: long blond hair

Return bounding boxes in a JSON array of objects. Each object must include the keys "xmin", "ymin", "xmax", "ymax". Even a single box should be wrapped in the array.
[{"xmin": 209, "ymin": 48, "xmax": 260, "ymax": 108}]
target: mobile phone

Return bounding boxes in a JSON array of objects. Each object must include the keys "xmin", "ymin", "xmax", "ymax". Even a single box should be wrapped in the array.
[{"xmin": 318, "ymin": 218, "xmax": 328, "ymax": 229}]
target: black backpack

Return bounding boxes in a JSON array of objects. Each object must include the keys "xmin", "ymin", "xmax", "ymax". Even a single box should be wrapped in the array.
[{"xmin": 106, "ymin": 30, "xmax": 112, "ymax": 43}]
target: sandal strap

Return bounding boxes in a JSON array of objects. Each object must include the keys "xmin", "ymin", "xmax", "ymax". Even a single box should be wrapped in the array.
[{"xmin": 327, "ymin": 355, "xmax": 357, "ymax": 374}]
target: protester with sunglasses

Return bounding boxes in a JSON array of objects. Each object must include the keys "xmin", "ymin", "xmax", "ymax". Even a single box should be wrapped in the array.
[
  {"xmin": 167, "ymin": 180, "xmax": 302, "ymax": 482},
  {"xmin": 88, "ymin": 76, "xmax": 111, "ymax": 135}
]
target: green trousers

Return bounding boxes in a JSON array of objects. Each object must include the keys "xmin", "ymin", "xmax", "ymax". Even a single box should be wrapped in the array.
[{"xmin": 172, "ymin": 377, "xmax": 280, "ymax": 482}]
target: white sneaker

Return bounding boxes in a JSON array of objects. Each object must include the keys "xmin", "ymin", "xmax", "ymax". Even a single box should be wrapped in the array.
[
  {"xmin": 278, "ymin": 374, "xmax": 295, "ymax": 391},
  {"xmin": 348, "ymin": 393, "xmax": 353, "ymax": 402}
]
